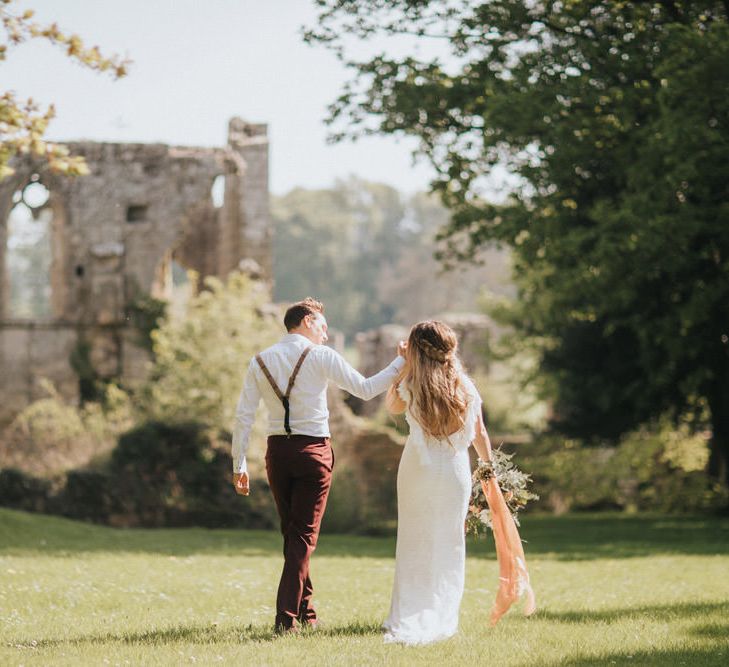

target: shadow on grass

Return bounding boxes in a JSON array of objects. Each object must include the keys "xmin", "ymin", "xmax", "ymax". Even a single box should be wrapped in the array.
[
  {"xmin": 687, "ymin": 622, "xmax": 729, "ymax": 640},
  {"xmin": 533, "ymin": 644, "xmax": 729, "ymax": 667},
  {"xmin": 534, "ymin": 600, "xmax": 729, "ymax": 625},
  {"xmin": 527, "ymin": 602, "xmax": 729, "ymax": 667},
  {"xmin": 9, "ymin": 620, "xmax": 383, "ymax": 650},
  {"xmin": 2, "ymin": 509, "xmax": 728, "ymax": 560}
]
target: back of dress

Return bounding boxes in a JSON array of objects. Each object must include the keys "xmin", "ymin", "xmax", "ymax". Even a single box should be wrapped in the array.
[
  {"xmin": 397, "ymin": 371, "xmax": 481, "ymax": 464},
  {"xmin": 384, "ymin": 370, "xmax": 480, "ymax": 645}
]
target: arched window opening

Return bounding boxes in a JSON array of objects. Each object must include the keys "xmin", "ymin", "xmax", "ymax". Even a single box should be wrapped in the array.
[
  {"xmin": 211, "ymin": 174, "xmax": 225, "ymax": 208},
  {"xmin": 6, "ymin": 180, "xmax": 53, "ymax": 319},
  {"xmin": 151, "ymin": 252, "xmax": 193, "ymax": 320}
]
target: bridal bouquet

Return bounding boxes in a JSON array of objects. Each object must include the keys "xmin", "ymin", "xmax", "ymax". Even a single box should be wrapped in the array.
[{"xmin": 466, "ymin": 447, "xmax": 539, "ymax": 537}]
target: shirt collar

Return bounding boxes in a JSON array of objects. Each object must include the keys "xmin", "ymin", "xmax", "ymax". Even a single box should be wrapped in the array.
[{"xmin": 281, "ymin": 333, "xmax": 313, "ymax": 345}]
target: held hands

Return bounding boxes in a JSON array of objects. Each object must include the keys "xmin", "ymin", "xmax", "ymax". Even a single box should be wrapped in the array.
[{"xmin": 233, "ymin": 472, "xmax": 250, "ymax": 496}]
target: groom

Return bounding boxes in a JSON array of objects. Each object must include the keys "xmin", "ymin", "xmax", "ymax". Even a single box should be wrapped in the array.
[{"xmin": 232, "ymin": 297, "xmax": 404, "ymax": 633}]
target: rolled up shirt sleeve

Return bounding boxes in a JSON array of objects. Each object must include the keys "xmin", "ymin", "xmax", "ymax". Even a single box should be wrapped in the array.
[
  {"xmin": 319, "ymin": 347, "xmax": 405, "ymax": 400},
  {"xmin": 231, "ymin": 359, "xmax": 261, "ymax": 474}
]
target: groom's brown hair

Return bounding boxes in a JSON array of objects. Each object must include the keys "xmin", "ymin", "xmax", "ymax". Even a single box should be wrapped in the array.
[{"xmin": 284, "ymin": 297, "xmax": 324, "ymax": 331}]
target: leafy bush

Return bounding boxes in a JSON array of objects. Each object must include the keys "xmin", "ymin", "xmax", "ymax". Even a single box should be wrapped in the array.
[
  {"xmin": 139, "ymin": 272, "xmax": 279, "ymax": 431},
  {"xmin": 61, "ymin": 470, "xmax": 122, "ymax": 524},
  {"xmin": 0, "ymin": 468, "xmax": 51, "ymax": 512},
  {"xmin": 0, "ymin": 274, "xmax": 281, "ymax": 528},
  {"xmin": 321, "ymin": 466, "xmax": 362, "ymax": 533},
  {"xmin": 0, "ymin": 422, "xmax": 278, "ymax": 529},
  {"xmin": 125, "ymin": 291, "xmax": 167, "ymax": 352},
  {"xmin": 0, "ymin": 381, "xmax": 133, "ymax": 476},
  {"xmin": 519, "ymin": 421, "xmax": 728, "ymax": 514},
  {"xmin": 105, "ymin": 420, "xmax": 277, "ymax": 528}
]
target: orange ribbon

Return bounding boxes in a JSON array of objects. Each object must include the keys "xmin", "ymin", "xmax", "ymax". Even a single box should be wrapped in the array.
[{"xmin": 482, "ymin": 478, "xmax": 537, "ymax": 625}]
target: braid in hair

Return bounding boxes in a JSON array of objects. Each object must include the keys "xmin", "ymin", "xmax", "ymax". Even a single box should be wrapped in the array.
[{"xmin": 414, "ymin": 337, "xmax": 449, "ymax": 363}]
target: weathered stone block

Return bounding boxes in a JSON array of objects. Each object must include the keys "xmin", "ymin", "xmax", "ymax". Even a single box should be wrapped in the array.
[{"xmin": 0, "ymin": 118, "xmax": 271, "ymax": 421}]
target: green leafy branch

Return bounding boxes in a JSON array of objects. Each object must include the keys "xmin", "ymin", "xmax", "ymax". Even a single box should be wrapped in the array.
[{"xmin": 0, "ymin": 0, "xmax": 131, "ymax": 179}]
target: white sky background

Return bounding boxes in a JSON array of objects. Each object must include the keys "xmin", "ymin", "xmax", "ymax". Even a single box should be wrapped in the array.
[{"xmin": 0, "ymin": 0, "xmax": 444, "ymax": 195}]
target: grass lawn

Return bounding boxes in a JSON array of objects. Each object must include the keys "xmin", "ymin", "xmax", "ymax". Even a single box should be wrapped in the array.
[{"xmin": 1, "ymin": 508, "xmax": 728, "ymax": 666}]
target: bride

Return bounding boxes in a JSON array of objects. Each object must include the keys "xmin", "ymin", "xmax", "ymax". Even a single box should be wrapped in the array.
[{"xmin": 382, "ymin": 320, "xmax": 535, "ymax": 645}]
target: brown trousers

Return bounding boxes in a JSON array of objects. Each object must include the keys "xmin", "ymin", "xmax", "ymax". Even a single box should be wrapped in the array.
[{"xmin": 265, "ymin": 434, "xmax": 333, "ymax": 629}]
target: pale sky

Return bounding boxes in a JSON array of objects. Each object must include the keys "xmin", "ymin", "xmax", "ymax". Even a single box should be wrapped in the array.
[{"xmin": 0, "ymin": 0, "xmax": 439, "ymax": 195}]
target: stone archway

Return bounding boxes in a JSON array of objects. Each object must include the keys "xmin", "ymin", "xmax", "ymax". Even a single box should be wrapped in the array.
[{"xmin": 0, "ymin": 173, "xmax": 69, "ymax": 322}]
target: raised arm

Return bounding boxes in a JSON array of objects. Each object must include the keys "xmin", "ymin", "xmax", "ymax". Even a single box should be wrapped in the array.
[{"xmin": 320, "ymin": 346, "xmax": 405, "ymax": 400}]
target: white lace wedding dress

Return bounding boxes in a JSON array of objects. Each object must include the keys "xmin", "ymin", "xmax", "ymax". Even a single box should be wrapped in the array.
[{"xmin": 382, "ymin": 374, "xmax": 481, "ymax": 645}]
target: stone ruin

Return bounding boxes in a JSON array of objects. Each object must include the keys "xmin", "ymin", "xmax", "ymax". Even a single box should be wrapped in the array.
[
  {"xmin": 0, "ymin": 117, "xmax": 270, "ymax": 425},
  {"xmin": 0, "ymin": 115, "xmax": 526, "ymax": 530},
  {"xmin": 350, "ymin": 313, "xmax": 496, "ymax": 416}
]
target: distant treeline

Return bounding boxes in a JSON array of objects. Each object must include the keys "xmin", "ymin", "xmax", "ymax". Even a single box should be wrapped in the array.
[{"xmin": 271, "ymin": 178, "xmax": 513, "ymax": 338}]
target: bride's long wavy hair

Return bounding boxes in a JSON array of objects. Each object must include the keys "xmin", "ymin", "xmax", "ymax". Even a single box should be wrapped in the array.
[{"xmin": 399, "ymin": 320, "xmax": 469, "ymax": 439}]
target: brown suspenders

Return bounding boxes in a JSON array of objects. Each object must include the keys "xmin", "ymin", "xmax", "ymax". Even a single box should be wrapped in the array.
[{"xmin": 255, "ymin": 347, "xmax": 312, "ymax": 436}]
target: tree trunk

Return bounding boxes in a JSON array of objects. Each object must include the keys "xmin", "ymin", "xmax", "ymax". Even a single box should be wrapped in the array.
[{"xmin": 708, "ymin": 383, "xmax": 729, "ymax": 490}]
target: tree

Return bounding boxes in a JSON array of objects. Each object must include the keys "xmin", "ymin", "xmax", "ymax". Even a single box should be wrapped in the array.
[
  {"xmin": 141, "ymin": 272, "xmax": 279, "ymax": 431},
  {"xmin": 273, "ymin": 178, "xmax": 408, "ymax": 335},
  {"xmin": 0, "ymin": 0, "xmax": 129, "ymax": 179},
  {"xmin": 376, "ymin": 190, "xmax": 512, "ymax": 325},
  {"xmin": 307, "ymin": 2, "xmax": 729, "ymax": 484},
  {"xmin": 272, "ymin": 179, "xmax": 511, "ymax": 336}
]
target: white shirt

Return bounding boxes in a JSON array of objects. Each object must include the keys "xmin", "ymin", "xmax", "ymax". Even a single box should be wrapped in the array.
[{"xmin": 232, "ymin": 333, "xmax": 405, "ymax": 473}]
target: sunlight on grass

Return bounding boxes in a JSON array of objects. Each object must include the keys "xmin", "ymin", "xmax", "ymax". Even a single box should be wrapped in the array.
[{"xmin": 1, "ymin": 509, "xmax": 728, "ymax": 665}]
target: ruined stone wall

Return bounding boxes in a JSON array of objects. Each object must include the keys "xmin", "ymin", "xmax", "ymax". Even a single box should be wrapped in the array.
[
  {"xmin": 0, "ymin": 118, "xmax": 271, "ymax": 425},
  {"xmin": 228, "ymin": 119, "xmax": 271, "ymax": 277}
]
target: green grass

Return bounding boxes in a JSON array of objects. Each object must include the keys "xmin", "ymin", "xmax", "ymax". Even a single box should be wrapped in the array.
[{"xmin": 1, "ymin": 509, "xmax": 728, "ymax": 666}]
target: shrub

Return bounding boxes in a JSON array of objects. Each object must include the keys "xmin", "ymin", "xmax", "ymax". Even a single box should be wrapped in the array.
[
  {"xmin": 139, "ymin": 272, "xmax": 279, "ymax": 431},
  {"xmin": 0, "ymin": 381, "xmax": 134, "ymax": 477},
  {"xmin": 519, "ymin": 421, "xmax": 728, "ymax": 514},
  {"xmin": 322, "ymin": 466, "xmax": 364, "ymax": 533},
  {"xmin": 61, "ymin": 470, "xmax": 121, "ymax": 524},
  {"xmin": 0, "ymin": 420, "xmax": 278, "ymax": 529},
  {"xmin": 109, "ymin": 420, "xmax": 277, "ymax": 528},
  {"xmin": 0, "ymin": 274, "xmax": 279, "ymax": 528},
  {"xmin": 0, "ymin": 468, "xmax": 51, "ymax": 512}
]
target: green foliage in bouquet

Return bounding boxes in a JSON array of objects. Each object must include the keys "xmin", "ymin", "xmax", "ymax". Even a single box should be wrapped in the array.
[{"xmin": 466, "ymin": 448, "xmax": 538, "ymax": 537}]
